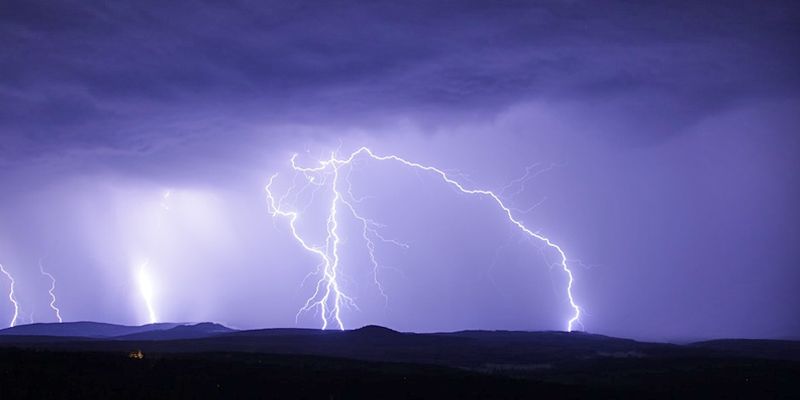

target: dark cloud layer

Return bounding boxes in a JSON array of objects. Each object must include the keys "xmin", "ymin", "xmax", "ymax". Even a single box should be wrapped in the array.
[{"xmin": 2, "ymin": 0, "xmax": 797, "ymax": 158}]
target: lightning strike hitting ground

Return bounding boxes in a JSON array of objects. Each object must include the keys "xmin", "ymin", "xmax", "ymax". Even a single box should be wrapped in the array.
[
  {"xmin": 39, "ymin": 259, "xmax": 63, "ymax": 323},
  {"xmin": 0, "ymin": 263, "xmax": 20, "ymax": 327},
  {"xmin": 266, "ymin": 147, "xmax": 583, "ymax": 332},
  {"xmin": 135, "ymin": 190, "xmax": 171, "ymax": 324},
  {"xmin": 137, "ymin": 261, "xmax": 158, "ymax": 324}
]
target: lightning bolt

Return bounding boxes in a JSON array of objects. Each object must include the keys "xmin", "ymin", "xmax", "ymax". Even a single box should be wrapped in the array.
[
  {"xmin": 266, "ymin": 147, "xmax": 582, "ymax": 332},
  {"xmin": 39, "ymin": 259, "xmax": 63, "ymax": 323},
  {"xmin": 266, "ymin": 160, "xmax": 356, "ymax": 330},
  {"xmin": 137, "ymin": 261, "xmax": 157, "ymax": 324},
  {"xmin": 136, "ymin": 190, "xmax": 171, "ymax": 324},
  {"xmin": 0, "ymin": 263, "xmax": 20, "ymax": 327}
]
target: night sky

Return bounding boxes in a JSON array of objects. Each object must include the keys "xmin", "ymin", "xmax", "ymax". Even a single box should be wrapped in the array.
[{"xmin": 1, "ymin": 1, "xmax": 798, "ymax": 341}]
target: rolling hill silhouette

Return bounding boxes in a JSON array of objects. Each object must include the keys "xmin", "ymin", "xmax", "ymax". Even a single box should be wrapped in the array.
[
  {"xmin": 0, "ymin": 321, "xmax": 183, "ymax": 338},
  {"xmin": 0, "ymin": 322, "xmax": 798, "ymax": 398},
  {"xmin": 114, "ymin": 322, "xmax": 235, "ymax": 340},
  {"xmin": 1, "ymin": 322, "xmax": 798, "ymax": 364}
]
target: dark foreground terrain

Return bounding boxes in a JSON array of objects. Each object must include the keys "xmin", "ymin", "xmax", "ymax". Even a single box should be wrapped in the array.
[{"xmin": 1, "ymin": 323, "xmax": 798, "ymax": 399}]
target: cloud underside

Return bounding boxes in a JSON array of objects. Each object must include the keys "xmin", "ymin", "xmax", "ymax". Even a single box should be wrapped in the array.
[{"xmin": 0, "ymin": 0, "xmax": 798, "ymax": 157}]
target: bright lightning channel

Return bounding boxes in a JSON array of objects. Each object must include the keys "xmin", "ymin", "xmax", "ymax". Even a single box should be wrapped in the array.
[
  {"xmin": 137, "ymin": 261, "xmax": 158, "ymax": 324},
  {"xmin": 136, "ymin": 190, "xmax": 171, "ymax": 324},
  {"xmin": 39, "ymin": 259, "xmax": 63, "ymax": 323},
  {"xmin": 266, "ymin": 147, "xmax": 582, "ymax": 332},
  {"xmin": 0, "ymin": 263, "xmax": 20, "ymax": 327}
]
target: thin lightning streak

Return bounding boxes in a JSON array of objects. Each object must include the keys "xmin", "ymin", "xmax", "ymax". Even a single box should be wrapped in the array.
[
  {"xmin": 340, "ymin": 163, "xmax": 409, "ymax": 299},
  {"xmin": 499, "ymin": 162, "xmax": 559, "ymax": 199},
  {"xmin": 0, "ymin": 263, "xmax": 19, "ymax": 327},
  {"xmin": 512, "ymin": 196, "xmax": 548, "ymax": 215},
  {"xmin": 340, "ymin": 195, "xmax": 409, "ymax": 305},
  {"xmin": 39, "ymin": 259, "xmax": 63, "ymax": 323},
  {"xmin": 267, "ymin": 147, "xmax": 582, "ymax": 332}
]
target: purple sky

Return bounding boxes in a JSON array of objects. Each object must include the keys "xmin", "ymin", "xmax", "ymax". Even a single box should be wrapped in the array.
[{"xmin": 0, "ymin": 1, "xmax": 798, "ymax": 340}]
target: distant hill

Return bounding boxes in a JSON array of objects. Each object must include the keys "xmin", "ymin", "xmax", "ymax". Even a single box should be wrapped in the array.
[
  {"xmin": 114, "ymin": 322, "xmax": 235, "ymax": 340},
  {"xmin": 0, "ymin": 321, "xmax": 238, "ymax": 340},
  {"xmin": 0, "ymin": 322, "xmax": 183, "ymax": 338}
]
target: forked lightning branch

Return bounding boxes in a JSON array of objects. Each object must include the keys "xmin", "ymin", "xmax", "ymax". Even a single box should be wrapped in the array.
[{"xmin": 266, "ymin": 147, "xmax": 582, "ymax": 332}]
